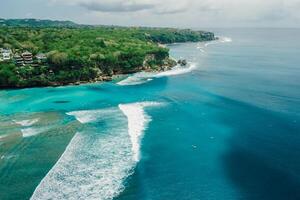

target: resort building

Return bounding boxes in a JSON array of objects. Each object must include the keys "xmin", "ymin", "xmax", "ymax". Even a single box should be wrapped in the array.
[
  {"xmin": 22, "ymin": 51, "xmax": 33, "ymax": 65},
  {"xmin": 0, "ymin": 48, "xmax": 12, "ymax": 62},
  {"xmin": 14, "ymin": 54, "xmax": 24, "ymax": 66},
  {"xmin": 36, "ymin": 53, "xmax": 47, "ymax": 63},
  {"xmin": 13, "ymin": 51, "xmax": 35, "ymax": 66}
]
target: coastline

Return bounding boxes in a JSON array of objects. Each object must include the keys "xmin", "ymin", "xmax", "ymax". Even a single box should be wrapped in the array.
[
  {"xmin": 0, "ymin": 57, "xmax": 179, "ymax": 89},
  {"xmin": 0, "ymin": 23, "xmax": 216, "ymax": 89},
  {"xmin": 0, "ymin": 39, "xmax": 216, "ymax": 90}
]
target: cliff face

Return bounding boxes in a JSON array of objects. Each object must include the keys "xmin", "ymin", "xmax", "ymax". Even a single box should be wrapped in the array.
[
  {"xmin": 201, "ymin": 32, "xmax": 215, "ymax": 41},
  {"xmin": 142, "ymin": 54, "xmax": 177, "ymax": 72}
]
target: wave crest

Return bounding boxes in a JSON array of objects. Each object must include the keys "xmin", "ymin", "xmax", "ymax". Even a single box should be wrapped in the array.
[
  {"xmin": 67, "ymin": 108, "xmax": 118, "ymax": 124},
  {"xmin": 31, "ymin": 102, "xmax": 162, "ymax": 200},
  {"xmin": 205, "ymin": 36, "xmax": 233, "ymax": 47},
  {"xmin": 117, "ymin": 63, "xmax": 197, "ymax": 86},
  {"xmin": 119, "ymin": 102, "xmax": 162, "ymax": 162}
]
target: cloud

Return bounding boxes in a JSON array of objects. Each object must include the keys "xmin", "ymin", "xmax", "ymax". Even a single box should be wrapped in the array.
[
  {"xmin": 153, "ymin": 7, "xmax": 187, "ymax": 15},
  {"xmin": 53, "ymin": 0, "xmax": 191, "ymax": 14},
  {"xmin": 48, "ymin": 0, "xmax": 300, "ymax": 27},
  {"xmin": 152, "ymin": 1, "xmax": 190, "ymax": 15},
  {"xmin": 79, "ymin": 0, "xmax": 154, "ymax": 12}
]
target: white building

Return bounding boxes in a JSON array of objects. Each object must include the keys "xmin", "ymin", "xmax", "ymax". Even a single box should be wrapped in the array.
[
  {"xmin": 36, "ymin": 53, "xmax": 47, "ymax": 61},
  {"xmin": 0, "ymin": 48, "xmax": 12, "ymax": 61}
]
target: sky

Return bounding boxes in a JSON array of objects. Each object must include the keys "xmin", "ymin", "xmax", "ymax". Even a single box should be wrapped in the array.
[{"xmin": 1, "ymin": 0, "xmax": 300, "ymax": 28}]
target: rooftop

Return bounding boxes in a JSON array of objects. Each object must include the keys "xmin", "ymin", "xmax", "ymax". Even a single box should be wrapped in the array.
[{"xmin": 22, "ymin": 51, "xmax": 33, "ymax": 56}]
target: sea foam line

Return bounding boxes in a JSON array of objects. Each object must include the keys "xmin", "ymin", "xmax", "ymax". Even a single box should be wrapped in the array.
[
  {"xmin": 31, "ymin": 103, "xmax": 161, "ymax": 200},
  {"xmin": 155, "ymin": 63, "xmax": 197, "ymax": 78},
  {"xmin": 119, "ymin": 102, "xmax": 161, "ymax": 162},
  {"xmin": 66, "ymin": 108, "xmax": 117, "ymax": 124},
  {"xmin": 204, "ymin": 36, "xmax": 232, "ymax": 47},
  {"xmin": 31, "ymin": 119, "xmax": 133, "ymax": 199},
  {"xmin": 117, "ymin": 62, "xmax": 197, "ymax": 86}
]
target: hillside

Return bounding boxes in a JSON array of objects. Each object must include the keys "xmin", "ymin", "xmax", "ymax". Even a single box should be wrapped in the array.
[{"xmin": 0, "ymin": 18, "xmax": 77, "ymax": 27}]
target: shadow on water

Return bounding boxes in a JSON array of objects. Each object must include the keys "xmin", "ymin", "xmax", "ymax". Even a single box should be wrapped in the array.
[
  {"xmin": 223, "ymin": 149, "xmax": 300, "ymax": 200},
  {"xmin": 53, "ymin": 100, "xmax": 70, "ymax": 104},
  {"xmin": 114, "ymin": 88, "xmax": 300, "ymax": 200},
  {"xmin": 217, "ymin": 95, "xmax": 300, "ymax": 200}
]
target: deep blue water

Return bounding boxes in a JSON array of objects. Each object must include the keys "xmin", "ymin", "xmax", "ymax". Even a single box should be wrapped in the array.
[{"xmin": 0, "ymin": 28, "xmax": 300, "ymax": 200}]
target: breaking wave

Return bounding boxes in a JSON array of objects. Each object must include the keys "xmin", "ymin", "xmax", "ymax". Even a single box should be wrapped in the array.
[
  {"xmin": 156, "ymin": 63, "xmax": 197, "ymax": 78},
  {"xmin": 66, "ymin": 108, "xmax": 117, "ymax": 124},
  {"xmin": 31, "ymin": 102, "xmax": 161, "ymax": 200},
  {"xmin": 119, "ymin": 102, "xmax": 162, "ymax": 162},
  {"xmin": 205, "ymin": 36, "xmax": 233, "ymax": 47},
  {"xmin": 117, "ymin": 63, "xmax": 197, "ymax": 86}
]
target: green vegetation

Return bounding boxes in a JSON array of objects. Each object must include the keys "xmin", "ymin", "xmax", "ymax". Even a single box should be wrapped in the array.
[
  {"xmin": 0, "ymin": 19, "xmax": 215, "ymax": 88},
  {"xmin": 0, "ymin": 18, "xmax": 77, "ymax": 28}
]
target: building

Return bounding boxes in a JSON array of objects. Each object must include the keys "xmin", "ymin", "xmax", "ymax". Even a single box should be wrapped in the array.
[
  {"xmin": 36, "ymin": 53, "xmax": 47, "ymax": 63},
  {"xmin": 0, "ymin": 48, "xmax": 12, "ymax": 61},
  {"xmin": 14, "ymin": 54, "xmax": 24, "ymax": 66},
  {"xmin": 14, "ymin": 51, "xmax": 34, "ymax": 66},
  {"xmin": 22, "ymin": 51, "xmax": 33, "ymax": 65}
]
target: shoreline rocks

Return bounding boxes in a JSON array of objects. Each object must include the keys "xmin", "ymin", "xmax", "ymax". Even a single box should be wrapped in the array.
[{"xmin": 177, "ymin": 59, "xmax": 187, "ymax": 66}]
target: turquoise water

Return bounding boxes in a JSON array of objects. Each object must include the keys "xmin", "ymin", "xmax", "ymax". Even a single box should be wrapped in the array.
[{"xmin": 0, "ymin": 29, "xmax": 300, "ymax": 200}]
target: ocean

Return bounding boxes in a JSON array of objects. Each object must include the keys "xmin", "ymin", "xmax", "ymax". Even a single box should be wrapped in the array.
[{"xmin": 0, "ymin": 28, "xmax": 300, "ymax": 200}]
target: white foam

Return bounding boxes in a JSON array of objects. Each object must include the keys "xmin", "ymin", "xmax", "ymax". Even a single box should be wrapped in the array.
[
  {"xmin": 117, "ymin": 63, "xmax": 197, "ymax": 86},
  {"xmin": 205, "ymin": 36, "xmax": 233, "ymax": 47},
  {"xmin": 196, "ymin": 46, "xmax": 206, "ymax": 53},
  {"xmin": 119, "ymin": 102, "xmax": 161, "ymax": 162},
  {"xmin": 31, "ymin": 110, "xmax": 133, "ymax": 200},
  {"xmin": 67, "ymin": 108, "xmax": 117, "ymax": 124},
  {"xmin": 21, "ymin": 127, "xmax": 47, "ymax": 138},
  {"xmin": 155, "ymin": 63, "xmax": 197, "ymax": 78},
  {"xmin": 31, "ymin": 103, "xmax": 161, "ymax": 200},
  {"xmin": 220, "ymin": 37, "xmax": 233, "ymax": 43},
  {"xmin": 117, "ymin": 72, "xmax": 155, "ymax": 86},
  {"xmin": 14, "ymin": 118, "xmax": 39, "ymax": 127}
]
